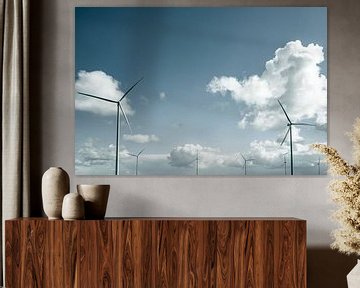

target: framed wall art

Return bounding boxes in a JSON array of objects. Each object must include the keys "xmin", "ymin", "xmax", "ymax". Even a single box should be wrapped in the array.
[{"xmin": 75, "ymin": 7, "xmax": 327, "ymax": 176}]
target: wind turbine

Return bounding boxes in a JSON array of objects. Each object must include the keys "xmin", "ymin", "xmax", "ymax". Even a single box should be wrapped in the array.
[
  {"xmin": 241, "ymin": 154, "xmax": 255, "ymax": 176},
  {"xmin": 278, "ymin": 100, "xmax": 316, "ymax": 175},
  {"xmin": 78, "ymin": 77, "xmax": 143, "ymax": 175},
  {"xmin": 196, "ymin": 150, "xmax": 199, "ymax": 176},
  {"xmin": 128, "ymin": 148, "xmax": 145, "ymax": 176},
  {"xmin": 316, "ymin": 157, "xmax": 321, "ymax": 175},
  {"xmin": 282, "ymin": 152, "xmax": 288, "ymax": 175},
  {"xmin": 188, "ymin": 150, "xmax": 200, "ymax": 175}
]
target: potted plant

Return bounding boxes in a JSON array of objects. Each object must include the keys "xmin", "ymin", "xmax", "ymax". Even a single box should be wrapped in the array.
[{"xmin": 313, "ymin": 118, "xmax": 360, "ymax": 287}]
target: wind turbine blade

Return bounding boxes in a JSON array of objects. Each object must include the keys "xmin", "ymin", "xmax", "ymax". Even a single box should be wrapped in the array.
[
  {"xmin": 240, "ymin": 153, "xmax": 246, "ymax": 161},
  {"xmin": 292, "ymin": 123, "xmax": 316, "ymax": 126},
  {"xmin": 77, "ymin": 91, "xmax": 118, "ymax": 103},
  {"xmin": 119, "ymin": 102, "xmax": 132, "ymax": 133},
  {"xmin": 119, "ymin": 77, "xmax": 144, "ymax": 102},
  {"xmin": 188, "ymin": 158, "xmax": 197, "ymax": 165},
  {"xmin": 280, "ymin": 127, "xmax": 290, "ymax": 146},
  {"xmin": 277, "ymin": 100, "xmax": 292, "ymax": 124},
  {"xmin": 137, "ymin": 148, "xmax": 145, "ymax": 156},
  {"xmin": 128, "ymin": 153, "xmax": 137, "ymax": 157}
]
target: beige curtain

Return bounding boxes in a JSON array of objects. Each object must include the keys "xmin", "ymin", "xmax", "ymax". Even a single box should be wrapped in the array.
[{"xmin": 0, "ymin": 0, "xmax": 30, "ymax": 284}]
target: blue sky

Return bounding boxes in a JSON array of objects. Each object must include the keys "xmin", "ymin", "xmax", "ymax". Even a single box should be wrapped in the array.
[{"xmin": 75, "ymin": 7, "xmax": 327, "ymax": 176}]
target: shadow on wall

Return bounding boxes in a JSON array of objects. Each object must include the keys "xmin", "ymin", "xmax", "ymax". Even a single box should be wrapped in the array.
[
  {"xmin": 29, "ymin": 0, "xmax": 47, "ymax": 216},
  {"xmin": 308, "ymin": 248, "xmax": 357, "ymax": 288}
]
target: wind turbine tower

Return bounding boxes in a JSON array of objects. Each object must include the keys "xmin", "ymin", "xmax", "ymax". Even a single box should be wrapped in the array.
[
  {"xmin": 78, "ymin": 77, "xmax": 143, "ymax": 175},
  {"xmin": 278, "ymin": 100, "xmax": 316, "ymax": 175},
  {"xmin": 283, "ymin": 152, "xmax": 288, "ymax": 175},
  {"xmin": 196, "ymin": 150, "xmax": 199, "ymax": 176},
  {"xmin": 317, "ymin": 157, "xmax": 321, "ymax": 175},
  {"xmin": 188, "ymin": 150, "xmax": 200, "ymax": 176}
]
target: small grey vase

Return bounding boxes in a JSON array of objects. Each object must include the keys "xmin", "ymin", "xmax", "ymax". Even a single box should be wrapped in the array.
[
  {"xmin": 42, "ymin": 167, "xmax": 70, "ymax": 219},
  {"xmin": 62, "ymin": 192, "xmax": 85, "ymax": 220}
]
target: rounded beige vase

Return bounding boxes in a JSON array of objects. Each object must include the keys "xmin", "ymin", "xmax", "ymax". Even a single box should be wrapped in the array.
[
  {"xmin": 62, "ymin": 192, "xmax": 85, "ymax": 220},
  {"xmin": 42, "ymin": 167, "xmax": 70, "ymax": 219},
  {"xmin": 77, "ymin": 184, "xmax": 110, "ymax": 219}
]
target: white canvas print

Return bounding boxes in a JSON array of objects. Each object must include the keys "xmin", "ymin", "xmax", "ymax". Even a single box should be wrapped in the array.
[{"xmin": 75, "ymin": 7, "xmax": 327, "ymax": 176}]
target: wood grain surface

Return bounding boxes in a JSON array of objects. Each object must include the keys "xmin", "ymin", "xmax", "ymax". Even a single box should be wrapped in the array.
[{"xmin": 5, "ymin": 218, "xmax": 306, "ymax": 287}]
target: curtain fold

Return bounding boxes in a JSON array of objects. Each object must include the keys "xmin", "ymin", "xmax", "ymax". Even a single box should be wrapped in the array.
[{"xmin": 0, "ymin": 0, "xmax": 30, "ymax": 284}]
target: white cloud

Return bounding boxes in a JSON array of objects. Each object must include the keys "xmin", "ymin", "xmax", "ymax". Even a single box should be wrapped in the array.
[
  {"xmin": 75, "ymin": 70, "xmax": 135, "ymax": 116},
  {"xmin": 237, "ymin": 117, "xmax": 248, "ymax": 129},
  {"xmin": 168, "ymin": 144, "xmax": 259, "ymax": 171},
  {"xmin": 207, "ymin": 75, "xmax": 274, "ymax": 107},
  {"xmin": 75, "ymin": 138, "xmax": 133, "ymax": 175},
  {"xmin": 249, "ymin": 137, "xmax": 318, "ymax": 168},
  {"xmin": 249, "ymin": 140, "xmax": 288, "ymax": 167},
  {"xmin": 168, "ymin": 144, "xmax": 222, "ymax": 168},
  {"xmin": 159, "ymin": 92, "xmax": 166, "ymax": 100},
  {"xmin": 168, "ymin": 144, "xmax": 205, "ymax": 168},
  {"xmin": 250, "ymin": 110, "xmax": 282, "ymax": 131},
  {"xmin": 222, "ymin": 156, "xmax": 245, "ymax": 168},
  {"xmin": 293, "ymin": 142, "xmax": 317, "ymax": 156},
  {"xmin": 277, "ymin": 126, "xmax": 304, "ymax": 144},
  {"xmin": 76, "ymin": 139, "xmax": 324, "ymax": 175},
  {"xmin": 207, "ymin": 40, "xmax": 327, "ymax": 129},
  {"xmin": 76, "ymin": 138, "xmax": 119, "ymax": 167},
  {"xmin": 291, "ymin": 126, "xmax": 304, "ymax": 143},
  {"xmin": 123, "ymin": 134, "xmax": 160, "ymax": 144}
]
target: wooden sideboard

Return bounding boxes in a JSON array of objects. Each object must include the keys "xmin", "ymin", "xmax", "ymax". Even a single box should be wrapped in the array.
[{"xmin": 5, "ymin": 218, "xmax": 306, "ymax": 287}]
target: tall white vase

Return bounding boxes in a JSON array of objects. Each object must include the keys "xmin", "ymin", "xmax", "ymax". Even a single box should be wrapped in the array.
[
  {"xmin": 347, "ymin": 260, "xmax": 360, "ymax": 288},
  {"xmin": 42, "ymin": 167, "xmax": 70, "ymax": 219}
]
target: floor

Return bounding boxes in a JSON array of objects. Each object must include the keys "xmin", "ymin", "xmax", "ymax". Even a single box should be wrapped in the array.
[{"xmin": 308, "ymin": 248, "xmax": 357, "ymax": 287}]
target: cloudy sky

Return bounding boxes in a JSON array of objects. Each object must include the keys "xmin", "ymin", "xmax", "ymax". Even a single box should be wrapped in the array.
[{"xmin": 75, "ymin": 7, "xmax": 327, "ymax": 176}]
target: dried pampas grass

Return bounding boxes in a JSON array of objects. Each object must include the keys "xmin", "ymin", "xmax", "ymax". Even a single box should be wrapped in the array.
[{"xmin": 313, "ymin": 118, "xmax": 360, "ymax": 256}]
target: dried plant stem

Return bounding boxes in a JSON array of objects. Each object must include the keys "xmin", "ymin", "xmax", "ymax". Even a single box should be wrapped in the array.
[{"xmin": 312, "ymin": 118, "xmax": 360, "ymax": 256}]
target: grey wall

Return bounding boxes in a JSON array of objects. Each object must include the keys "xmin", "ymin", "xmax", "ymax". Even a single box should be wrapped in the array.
[{"xmin": 29, "ymin": 0, "xmax": 360, "ymax": 286}]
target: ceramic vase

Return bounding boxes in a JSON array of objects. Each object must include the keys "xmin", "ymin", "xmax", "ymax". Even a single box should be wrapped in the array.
[
  {"xmin": 62, "ymin": 192, "xmax": 85, "ymax": 220},
  {"xmin": 42, "ymin": 167, "xmax": 70, "ymax": 219},
  {"xmin": 347, "ymin": 259, "xmax": 360, "ymax": 287},
  {"xmin": 77, "ymin": 184, "xmax": 110, "ymax": 219}
]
